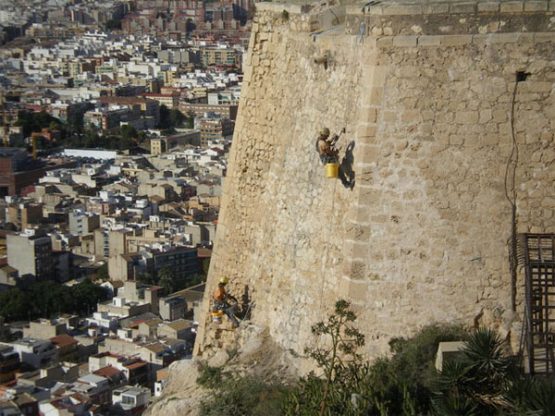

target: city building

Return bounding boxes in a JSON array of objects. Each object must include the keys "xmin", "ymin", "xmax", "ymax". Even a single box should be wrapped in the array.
[
  {"xmin": 180, "ymin": 102, "xmax": 238, "ymax": 121},
  {"xmin": 145, "ymin": 246, "xmax": 199, "ymax": 282},
  {"xmin": 150, "ymin": 131, "xmax": 201, "ymax": 155},
  {"xmin": 97, "ymin": 96, "xmax": 160, "ymax": 129},
  {"xmin": 50, "ymin": 334, "xmax": 79, "ymax": 362},
  {"xmin": 199, "ymin": 47, "xmax": 241, "ymax": 67},
  {"xmin": 69, "ymin": 210, "xmax": 100, "ymax": 236},
  {"xmin": 5, "ymin": 201, "xmax": 43, "ymax": 229},
  {"xmin": 157, "ymin": 319, "xmax": 193, "ymax": 340},
  {"xmin": 112, "ymin": 386, "xmax": 150, "ymax": 414},
  {"xmin": 0, "ymin": 345, "xmax": 20, "ymax": 383},
  {"xmin": 154, "ymin": 368, "xmax": 169, "ymax": 397},
  {"xmin": 196, "ymin": 113, "xmax": 234, "ymax": 147},
  {"xmin": 159, "ymin": 296, "xmax": 186, "ymax": 322},
  {"xmin": 7, "ymin": 229, "xmax": 53, "ymax": 280},
  {"xmin": 6, "ymin": 338, "xmax": 58, "ymax": 369},
  {"xmin": 0, "ymin": 148, "xmax": 45, "ymax": 196},
  {"xmin": 0, "ymin": 3, "xmax": 238, "ymax": 414},
  {"xmin": 143, "ymin": 93, "xmax": 179, "ymax": 109},
  {"xmin": 23, "ymin": 317, "xmax": 75, "ymax": 339},
  {"xmin": 207, "ymin": 88, "xmax": 240, "ymax": 106}
]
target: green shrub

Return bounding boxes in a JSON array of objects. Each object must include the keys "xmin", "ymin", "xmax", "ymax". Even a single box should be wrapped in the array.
[
  {"xmin": 430, "ymin": 328, "xmax": 520, "ymax": 415},
  {"xmin": 197, "ymin": 364, "xmax": 225, "ymax": 389},
  {"xmin": 284, "ymin": 300, "xmax": 369, "ymax": 416},
  {"xmin": 197, "ymin": 305, "xmax": 555, "ymax": 416},
  {"xmin": 285, "ymin": 315, "xmax": 468, "ymax": 416},
  {"xmin": 199, "ymin": 374, "xmax": 289, "ymax": 416},
  {"xmin": 508, "ymin": 376, "xmax": 555, "ymax": 415}
]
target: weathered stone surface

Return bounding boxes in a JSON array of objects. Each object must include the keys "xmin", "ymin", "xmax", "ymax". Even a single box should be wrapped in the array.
[
  {"xmin": 500, "ymin": 1, "xmax": 524, "ymax": 13},
  {"xmin": 191, "ymin": 2, "xmax": 555, "ymax": 377},
  {"xmin": 525, "ymin": 1, "xmax": 548, "ymax": 12}
]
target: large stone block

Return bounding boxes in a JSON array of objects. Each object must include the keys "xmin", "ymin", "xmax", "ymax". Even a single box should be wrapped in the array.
[
  {"xmin": 417, "ymin": 36, "xmax": 441, "ymax": 47},
  {"xmin": 423, "ymin": 4, "xmax": 449, "ymax": 14},
  {"xmin": 381, "ymin": 4, "xmax": 422, "ymax": 15},
  {"xmin": 440, "ymin": 35, "xmax": 473, "ymax": 46},
  {"xmin": 449, "ymin": 2, "xmax": 476, "ymax": 13},
  {"xmin": 455, "ymin": 111, "xmax": 479, "ymax": 124},
  {"xmin": 478, "ymin": 2, "xmax": 500, "ymax": 12},
  {"xmin": 524, "ymin": 1, "xmax": 548, "ymax": 11},
  {"xmin": 500, "ymin": 1, "xmax": 524, "ymax": 13},
  {"xmin": 392, "ymin": 36, "xmax": 418, "ymax": 47},
  {"xmin": 348, "ymin": 280, "xmax": 369, "ymax": 304},
  {"xmin": 376, "ymin": 37, "xmax": 394, "ymax": 48}
]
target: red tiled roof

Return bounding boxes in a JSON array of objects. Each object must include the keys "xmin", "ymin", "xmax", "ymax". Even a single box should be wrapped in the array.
[
  {"xmin": 125, "ymin": 361, "xmax": 147, "ymax": 370},
  {"xmin": 94, "ymin": 366, "xmax": 122, "ymax": 378},
  {"xmin": 50, "ymin": 334, "xmax": 78, "ymax": 347}
]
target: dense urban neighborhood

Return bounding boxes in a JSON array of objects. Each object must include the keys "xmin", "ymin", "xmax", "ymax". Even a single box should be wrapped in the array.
[{"xmin": 0, "ymin": 0, "xmax": 248, "ymax": 413}]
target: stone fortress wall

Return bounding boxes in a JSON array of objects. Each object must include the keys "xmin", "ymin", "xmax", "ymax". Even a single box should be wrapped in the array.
[{"xmin": 194, "ymin": 0, "xmax": 555, "ymax": 366}]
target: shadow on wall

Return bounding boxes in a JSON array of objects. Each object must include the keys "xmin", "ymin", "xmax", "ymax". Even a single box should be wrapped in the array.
[
  {"xmin": 339, "ymin": 140, "xmax": 355, "ymax": 189},
  {"xmin": 240, "ymin": 285, "xmax": 253, "ymax": 320}
]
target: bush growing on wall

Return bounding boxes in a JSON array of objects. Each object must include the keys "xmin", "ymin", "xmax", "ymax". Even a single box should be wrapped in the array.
[{"xmin": 284, "ymin": 300, "xmax": 369, "ymax": 416}]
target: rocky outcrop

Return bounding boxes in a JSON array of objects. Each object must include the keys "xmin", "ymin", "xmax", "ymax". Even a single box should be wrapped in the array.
[{"xmin": 147, "ymin": 324, "xmax": 296, "ymax": 415}]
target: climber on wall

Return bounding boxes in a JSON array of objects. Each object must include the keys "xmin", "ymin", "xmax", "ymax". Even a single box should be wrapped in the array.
[
  {"xmin": 212, "ymin": 277, "xmax": 240, "ymax": 328},
  {"xmin": 316, "ymin": 127, "xmax": 344, "ymax": 164}
]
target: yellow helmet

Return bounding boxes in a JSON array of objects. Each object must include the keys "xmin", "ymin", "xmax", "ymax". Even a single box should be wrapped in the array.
[
  {"xmin": 219, "ymin": 277, "xmax": 229, "ymax": 285},
  {"xmin": 320, "ymin": 127, "xmax": 330, "ymax": 136}
]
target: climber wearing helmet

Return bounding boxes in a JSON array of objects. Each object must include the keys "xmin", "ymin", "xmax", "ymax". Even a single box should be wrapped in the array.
[
  {"xmin": 213, "ymin": 277, "xmax": 239, "ymax": 327},
  {"xmin": 316, "ymin": 127, "xmax": 342, "ymax": 164}
]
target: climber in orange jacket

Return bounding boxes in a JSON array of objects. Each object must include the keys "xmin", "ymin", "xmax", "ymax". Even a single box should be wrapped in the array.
[{"xmin": 213, "ymin": 277, "xmax": 239, "ymax": 327}]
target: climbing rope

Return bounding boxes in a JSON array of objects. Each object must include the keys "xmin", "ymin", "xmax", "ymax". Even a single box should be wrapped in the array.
[
  {"xmin": 285, "ymin": 130, "xmax": 343, "ymax": 353},
  {"xmin": 285, "ymin": 142, "xmax": 308, "ymax": 337},
  {"xmin": 319, "ymin": 177, "xmax": 338, "ymax": 313}
]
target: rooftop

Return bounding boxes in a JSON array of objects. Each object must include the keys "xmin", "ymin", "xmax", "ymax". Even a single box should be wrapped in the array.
[
  {"xmin": 144, "ymin": 342, "xmax": 167, "ymax": 354},
  {"xmin": 50, "ymin": 334, "xmax": 78, "ymax": 348},
  {"xmin": 163, "ymin": 319, "xmax": 193, "ymax": 332},
  {"xmin": 12, "ymin": 338, "xmax": 51, "ymax": 347},
  {"xmin": 117, "ymin": 386, "xmax": 147, "ymax": 397},
  {"xmin": 94, "ymin": 365, "xmax": 122, "ymax": 379},
  {"xmin": 78, "ymin": 373, "xmax": 107, "ymax": 385},
  {"xmin": 125, "ymin": 360, "xmax": 148, "ymax": 370}
]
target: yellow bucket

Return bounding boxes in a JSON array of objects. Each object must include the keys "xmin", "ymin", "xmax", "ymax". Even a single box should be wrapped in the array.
[
  {"xmin": 211, "ymin": 310, "xmax": 224, "ymax": 323},
  {"xmin": 325, "ymin": 163, "xmax": 339, "ymax": 178}
]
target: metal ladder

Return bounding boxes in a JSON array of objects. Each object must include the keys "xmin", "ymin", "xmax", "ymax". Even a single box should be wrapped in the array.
[{"xmin": 523, "ymin": 234, "xmax": 555, "ymax": 374}]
